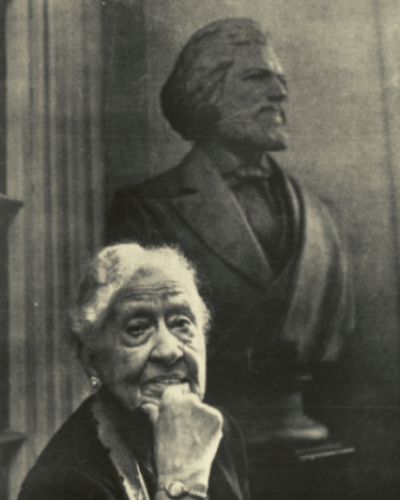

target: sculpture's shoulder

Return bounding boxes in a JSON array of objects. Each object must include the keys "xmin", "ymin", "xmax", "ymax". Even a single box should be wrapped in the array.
[
  {"xmin": 291, "ymin": 174, "xmax": 343, "ymax": 227},
  {"xmin": 124, "ymin": 165, "xmax": 182, "ymax": 199},
  {"xmin": 267, "ymin": 156, "xmax": 347, "ymax": 256},
  {"xmin": 269, "ymin": 156, "xmax": 341, "ymax": 225},
  {"xmin": 116, "ymin": 148, "xmax": 199, "ymax": 201}
]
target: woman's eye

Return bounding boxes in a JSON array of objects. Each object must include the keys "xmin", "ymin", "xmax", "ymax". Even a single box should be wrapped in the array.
[
  {"xmin": 125, "ymin": 321, "xmax": 150, "ymax": 337},
  {"xmin": 176, "ymin": 319, "xmax": 189, "ymax": 328},
  {"xmin": 170, "ymin": 316, "xmax": 192, "ymax": 331}
]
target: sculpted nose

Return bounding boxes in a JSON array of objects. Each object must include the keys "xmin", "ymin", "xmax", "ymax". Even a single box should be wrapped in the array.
[
  {"xmin": 267, "ymin": 75, "xmax": 287, "ymax": 103},
  {"xmin": 150, "ymin": 321, "xmax": 183, "ymax": 365}
]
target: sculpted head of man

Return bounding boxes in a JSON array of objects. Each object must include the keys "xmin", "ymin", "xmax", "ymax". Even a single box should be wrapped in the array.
[{"xmin": 161, "ymin": 18, "xmax": 289, "ymax": 154}]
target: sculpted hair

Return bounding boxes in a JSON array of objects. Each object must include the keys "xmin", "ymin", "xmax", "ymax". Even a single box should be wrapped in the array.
[
  {"xmin": 69, "ymin": 243, "xmax": 211, "ymax": 352},
  {"xmin": 161, "ymin": 18, "xmax": 267, "ymax": 142}
]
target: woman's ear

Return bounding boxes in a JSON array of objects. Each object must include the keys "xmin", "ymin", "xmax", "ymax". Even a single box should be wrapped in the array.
[{"xmin": 78, "ymin": 344, "xmax": 100, "ymax": 380}]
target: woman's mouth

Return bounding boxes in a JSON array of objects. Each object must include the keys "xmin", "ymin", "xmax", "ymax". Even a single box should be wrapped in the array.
[
  {"xmin": 141, "ymin": 375, "xmax": 190, "ymax": 401},
  {"xmin": 147, "ymin": 376, "xmax": 189, "ymax": 385}
]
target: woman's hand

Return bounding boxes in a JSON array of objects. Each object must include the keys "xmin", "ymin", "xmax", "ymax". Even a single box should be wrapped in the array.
[{"xmin": 145, "ymin": 384, "xmax": 223, "ymax": 488}]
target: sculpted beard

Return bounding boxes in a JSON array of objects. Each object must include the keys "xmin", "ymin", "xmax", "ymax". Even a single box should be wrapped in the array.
[{"xmin": 215, "ymin": 104, "xmax": 289, "ymax": 152}]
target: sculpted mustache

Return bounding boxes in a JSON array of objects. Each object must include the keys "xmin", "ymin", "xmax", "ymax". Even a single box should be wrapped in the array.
[{"xmin": 258, "ymin": 106, "xmax": 286, "ymax": 123}]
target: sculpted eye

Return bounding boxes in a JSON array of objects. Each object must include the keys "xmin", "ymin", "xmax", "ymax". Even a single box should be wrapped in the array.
[{"xmin": 243, "ymin": 72, "xmax": 267, "ymax": 81}]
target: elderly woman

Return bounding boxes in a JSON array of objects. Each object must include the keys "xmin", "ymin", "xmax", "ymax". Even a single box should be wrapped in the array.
[{"xmin": 18, "ymin": 243, "xmax": 248, "ymax": 500}]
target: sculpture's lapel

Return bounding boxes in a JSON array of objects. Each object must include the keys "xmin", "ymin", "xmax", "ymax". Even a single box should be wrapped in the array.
[{"xmin": 170, "ymin": 148, "xmax": 274, "ymax": 290}]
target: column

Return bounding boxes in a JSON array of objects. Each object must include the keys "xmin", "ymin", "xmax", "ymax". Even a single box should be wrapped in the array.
[{"xmin": 6, "ymin": 1, "xmax": 103, "ymax": 497}]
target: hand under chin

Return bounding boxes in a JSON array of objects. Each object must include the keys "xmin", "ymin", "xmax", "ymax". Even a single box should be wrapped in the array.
[
  {"xmin": 140, "ymin": 382, "xmax": 191, "ymax": 424},
  {"xmin": 153, "ymin": 384, "xmax": 223, "ymax": 486}
]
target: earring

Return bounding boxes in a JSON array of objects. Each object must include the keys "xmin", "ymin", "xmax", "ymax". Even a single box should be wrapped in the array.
[{"xmin": 90, "ymin": 376, "xmax": 102, "ymax": 391}]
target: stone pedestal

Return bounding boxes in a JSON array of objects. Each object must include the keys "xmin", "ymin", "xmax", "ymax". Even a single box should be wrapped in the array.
[
  {"xmin": 211, "ymin": 374, "xmax": 355, "ymax": 500},
  {"xmin": 248, "ymin": 438, "xmax": 355, "ymax": 500}
]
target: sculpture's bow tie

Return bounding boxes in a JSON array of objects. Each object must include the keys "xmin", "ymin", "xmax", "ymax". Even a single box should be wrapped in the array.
[
  {"xmin": 235, "ymin": 164, "xmax": 270, "ymax": 178},
  {"xmin": 225, "ymin": 163, "xmax": 272, "ymax": 187}
]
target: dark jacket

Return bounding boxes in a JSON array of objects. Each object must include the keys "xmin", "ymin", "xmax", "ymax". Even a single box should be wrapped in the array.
[{"xmin": 18, "ymin": 396, "xmax": 249, "ymax": 500}]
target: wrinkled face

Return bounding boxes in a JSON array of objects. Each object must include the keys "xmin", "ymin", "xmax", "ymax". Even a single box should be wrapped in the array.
[
  {"xmin": 90, "ymin": 264, "xmax": 207, "ymax": 413},
  {"xmin": 216, "ymin": 43, "xmax": 288, "ymax": 152}
]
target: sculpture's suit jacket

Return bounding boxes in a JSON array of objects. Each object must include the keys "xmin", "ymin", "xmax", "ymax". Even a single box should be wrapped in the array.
[{"xmin": 106, "ymin": 146, "xmax": 353, "ymax": 394}]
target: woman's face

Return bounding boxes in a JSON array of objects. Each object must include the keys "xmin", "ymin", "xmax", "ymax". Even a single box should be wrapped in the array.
[{"xmin": 89, "ymin": 264, "xmax": 207, "ymax": 413}]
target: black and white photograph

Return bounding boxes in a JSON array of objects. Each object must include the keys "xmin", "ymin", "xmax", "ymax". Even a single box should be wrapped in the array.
[{"xmin": 1, "ymin": 1, "xmax": 400, "ymax": 499}]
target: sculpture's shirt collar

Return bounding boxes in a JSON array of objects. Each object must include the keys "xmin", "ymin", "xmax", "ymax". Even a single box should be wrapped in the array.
[
  {"xmin": 200, "ymin": 143, "xmax": 272, "ymax": 187},
  {"xmin": 200, "ymin": 145, "xmax": 272, "ymax": 188}
]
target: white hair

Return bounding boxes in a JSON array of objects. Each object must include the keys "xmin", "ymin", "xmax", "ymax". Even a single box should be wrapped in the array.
[{"xmin": 69, "ymin": 243, "xmax": 211, "ymax": 351}]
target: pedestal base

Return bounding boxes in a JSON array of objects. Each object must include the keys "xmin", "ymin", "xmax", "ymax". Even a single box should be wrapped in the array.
[
  {"xmin": 247, "ymin": 439, "xmax": 355, "ymax": 500},
  {"xmin": 218, "ymin": 388, "xmax": 354, "ymax": 499}
]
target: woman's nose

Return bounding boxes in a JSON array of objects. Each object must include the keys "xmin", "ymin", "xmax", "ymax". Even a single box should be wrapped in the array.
[{"xmin": 150, "ymin": 321, "xmax": 183, "ymax": 365}]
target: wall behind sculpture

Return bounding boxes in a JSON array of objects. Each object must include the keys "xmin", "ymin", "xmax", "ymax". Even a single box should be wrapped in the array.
[{"xmin": 104, "ymin": 0, "xmax": 400, "ymax": 495}]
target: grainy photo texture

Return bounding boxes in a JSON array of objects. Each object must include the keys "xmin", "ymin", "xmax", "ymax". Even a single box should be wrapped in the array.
[{"xmin": 1, "ymin": 2, "xmax": 400, "ymax": 500}]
